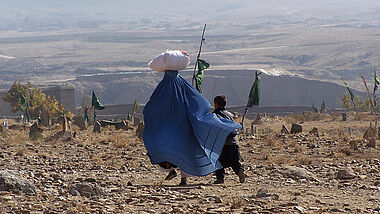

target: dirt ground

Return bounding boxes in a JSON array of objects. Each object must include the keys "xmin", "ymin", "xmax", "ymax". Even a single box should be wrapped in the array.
[{"xmin": 0, "ymin": 113, "xmax": 379, "ymax": 213}]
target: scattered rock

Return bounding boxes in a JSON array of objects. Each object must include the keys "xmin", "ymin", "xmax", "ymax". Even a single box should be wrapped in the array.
[
  {"xmin": 93, "ymin": 121, "xmax": 101, "ymax": 133},
  {"xmin": 0, "ymin": 170, "xmax": 36, "ymax": 195},
  {"xmin": 291, "ymin": 123, "xmax": 302, "ymax": 134},
  {"xmin": 213, "ymin": 196, "xmax": 223, "ymax": 203},
  {"xmin": 136, "ymin": 122, "xmax": 144, "ymax": 139},
  {"xmin": 295, "ymin": 206, "xmax": 306, "ymax": 213},
  {"xmin": 309, "ymin": 127, "xmax": 319, "ymax": 136},
  {"xmin": 367, "ymin": 138, "xmax": 376, "ymax": 148},
  {"xmin": 73, "ymin": 116, "xmax": 87, "ymax": 130},
  {"xmin": 336, "ymin": 168, "xmax": 356, "ymax": 180},
  {"xmin": 256, "ymin": 187, "xmax": 271, "ymax": 198},
  {"xmin": 281, "ymin": 125, "xmax": 290, "ymax": 134},
  {"xmin": 70, "ymin": 182, "xmax": 101, "ymax": 197},
  {"xmin": 280, "ymin": 166, "xmax": 319, "ymax": 182}
]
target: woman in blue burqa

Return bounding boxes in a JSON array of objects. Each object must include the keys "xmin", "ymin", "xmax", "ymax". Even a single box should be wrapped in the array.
[{"xmin": 143, "ymin": 50, "xmax": 241, "ymax": 185}]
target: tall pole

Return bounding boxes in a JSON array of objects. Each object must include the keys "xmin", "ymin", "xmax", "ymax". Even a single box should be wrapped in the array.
[{"xmin": 192, "ymin": 24, "xmax": 207, "ymax": 86}]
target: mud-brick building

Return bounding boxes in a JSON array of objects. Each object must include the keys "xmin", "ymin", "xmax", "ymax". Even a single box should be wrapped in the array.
[
  {"xmin": 0, "ymin": 85, "xmax": 76, "ymax": 118},
  {"xmin": 43, "ymin": 86, "xmax": 76, "ymax": 114}
]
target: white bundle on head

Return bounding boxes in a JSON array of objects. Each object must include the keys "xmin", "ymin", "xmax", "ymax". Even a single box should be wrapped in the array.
[{"xmin": 149, "ymin": 50, "xmax": 190, "ymax": 72}]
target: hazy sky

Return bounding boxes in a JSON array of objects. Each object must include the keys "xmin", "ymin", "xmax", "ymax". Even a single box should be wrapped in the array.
[{"xmin": 2, "ymin": 0, "xmax": 380, "ymax": 23}]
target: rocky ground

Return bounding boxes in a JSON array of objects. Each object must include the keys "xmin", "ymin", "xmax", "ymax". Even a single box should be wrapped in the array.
[{"xmin": 0, "ymin": 113, "xmax": 379, "ymax": 213}]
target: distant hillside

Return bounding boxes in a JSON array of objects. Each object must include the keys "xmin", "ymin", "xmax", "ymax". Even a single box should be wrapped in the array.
[{"xmin": 72, "ymin": 70, "xmax": 365, "ymax": 108}]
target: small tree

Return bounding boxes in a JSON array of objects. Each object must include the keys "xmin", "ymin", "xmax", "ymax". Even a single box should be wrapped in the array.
[
  {"xmin": 2, "ymin": 81, "xmax": 72, "ymax": 119},
  {"xmin": 341, "ymin": 92, "xmax": 351, "ymax": 110}
]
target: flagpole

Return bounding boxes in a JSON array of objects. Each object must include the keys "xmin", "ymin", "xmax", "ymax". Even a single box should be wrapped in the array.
[
  {"xmin": 192, "ymin": 24, "xmax": 207, "ymax": 86},
  {"xmin": 241, "ymin": 107, "xmax": 248, "ymax": 131}
]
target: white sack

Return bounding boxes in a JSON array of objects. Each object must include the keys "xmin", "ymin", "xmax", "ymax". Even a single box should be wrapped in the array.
[{"xmin": 149, "ymin": 50, "xmax": 190, "ymax": 72}]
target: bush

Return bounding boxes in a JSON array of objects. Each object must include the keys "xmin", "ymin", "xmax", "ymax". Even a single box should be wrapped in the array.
[{"xmin": 2, "ymin": 81, "xmax": 72, "ymax": 119}]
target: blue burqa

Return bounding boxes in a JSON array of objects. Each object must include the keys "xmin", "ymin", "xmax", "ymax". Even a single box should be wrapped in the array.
[{"xmin": 143, "ymin": 70, "xmax": 242, "ymax": 176}]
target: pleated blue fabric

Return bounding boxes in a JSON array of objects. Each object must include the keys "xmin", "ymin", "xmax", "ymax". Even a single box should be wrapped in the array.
[{"xmin": 143, "ymin": 70, "xmax": 242, "ymax": 176}]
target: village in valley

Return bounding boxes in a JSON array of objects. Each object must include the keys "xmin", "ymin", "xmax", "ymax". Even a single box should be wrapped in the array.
[{"xmin": 1, "ymin": 1, "xmax": 380, "ymax": 214}]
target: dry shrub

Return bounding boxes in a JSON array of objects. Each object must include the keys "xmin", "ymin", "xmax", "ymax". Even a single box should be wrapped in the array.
[
  {"xmin": 296, "ymin": 155, "xmax": 313, "ymax": 165},
  {"xmin": 289, "ymin": 141, "xmax": 302, "ymax": 153},
  {"xmin": 340, "ymin": 146, "xmax": 352, "ymax": 156},
  {"xmin": 230, "ymin": 196, "xmax": 245, "ymax": 209},
  {"xmin": 265, "ymin": 137, "xmax": 281, "ymax": 148},
  {"xmin": 270, "ymin": 155, "xmax": 294, "ymax": 165},
  {"xmin": 15, "ymin": 148, "xmax": 26, "ymax": 156}
]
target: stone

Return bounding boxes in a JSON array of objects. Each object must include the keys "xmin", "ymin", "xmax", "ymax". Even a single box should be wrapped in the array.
[
  {"xmin": 136, "ymin": 122, "xmax": 144, "ymax": 139},
  {"xmin": 0, "ymin": 170, "xmax": 36, "ymax": 195},
  {"xmin": 336, "ymin": 168, "xmax": 356, "ymax": 180},
  {"xmin": 213, "ymin": 196, "xmax": 223, "ymax": 203},
  {"xmin": 134, "ymin": 117, "xmax": 141, "ymax": 126},
  {"xmin": 281, "ymin": 125, "xmax": 290, "ymax": 134},
  {"xmin": 280, "ymin": 166, "xmax": 319, "ymax": 182},
  {"xmin": 29, "ymin": 123, "xmax": 43, "ymax": 139},
  {"xmin": 363, "ymin": 127, "xmax": 376, "ymax": 140},
  {"xmin": 309, "ymin": 127, "xmax": 319, "ymax": 136},
  {"xmin": 256, "ymin": 187, "xmax": 271, "ymax": 198},
  {"xmin": 0, "ymin": 125, "xmax": 3, "ymax": 133},
  {"xmin": 290, "ymin": 123, "xmax": 302, "ymax": 134},
  {"xmin": 70, "ymin": 182, "xmax": 101, "ymax": 197},
  {"xmin": 367, "ymin": 138, "xmax": 376, "ymax": 148},
  {"xmin": 295, "ymin": 206, "xmax": 306, "ymax": 213},
  {"xmin": 93, "ymin": 121, "xmax": 101, "ymax": 133},
  {"xmin": 73, "ymin": 116, "xmax": 86, "ymax": 130}
]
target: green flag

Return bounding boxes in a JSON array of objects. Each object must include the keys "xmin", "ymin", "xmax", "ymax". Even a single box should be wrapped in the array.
[
  {"xmin": 320, "ymin": 100, "xmax": 325, "ymax": 113},
  {"xmin": 374, "ymin": 70, "xmax": 380, "ymax": 94},
  {"xmin": 91, "ymin": 91, "xmax": 105, "ymax": 110},
  {"xmin": 195, "ymin": 59, "xmax": 210, "ymax": 93},
  {"xmin": 312, "ymin": 104, "xmax": 319, "ymax": 113},
  {"xmin": 20, "ymin": 94, "xmax": 26, "ymax": 111},
  {"xmin": 247, "ymin": 73, "xmax": 260, "ymax": 107},
  {"xmin": 132, "ymin": 99, "xmax": 139, "ymax": 114},
  {"xmin": 343, "ymin": 81, "xmax": 354, "ymax": 102},
  {"xmin": 374, "ymin": 70, "xmax": 380, "ymax": 106}
]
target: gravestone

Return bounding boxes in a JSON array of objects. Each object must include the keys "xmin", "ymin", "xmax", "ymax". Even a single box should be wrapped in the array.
[
  {"xmin": 309, "ymin": 127, "xmax": 319, "ymax": 136},
  {"xmin": 342, "ymin": 113, "xmax": 347, "ymax": 121},
  {"xmin": 73, "ymin": 116, "xmax": 86, "ymax": 130},
  {"xmin": 136, "ymin": 122, "xmax": 144, "ymax": 139},
  {"xmin": 61, "ymin": 115, "xmax": 69, "ymax": 132},
  {"xmin": 29, "ymin": 123, "xmax": 42, "ymax": 139},
  {"xmin": 93, "ymin": 121, "xmax": 101, "ymax": 133},
  {"xmin": 134, "ymin": 117, "xmax": 141, "ymax": 126},
  {"xmin": 290, "ymin": 123, "xmax": 302, "ymax": 134},
  {"xmin": 363, "ymin": 127, "xmax": 376, "ymax": 140},
  {"xmin": 281, "ymin": 125, "xmax": 290, "ymax": 134},
  {"xmin": 367, "ymin": 138, "xmax": 376, "ymax": 148},
  {"xmin": 41, "ymin": 110, "xmax": 50, "ymax": 126}
]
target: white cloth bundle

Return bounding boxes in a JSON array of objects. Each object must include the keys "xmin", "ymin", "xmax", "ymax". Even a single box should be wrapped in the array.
[{"xmin": 149, "ymin": 50, "xmax": 190, "ymax": 72}]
